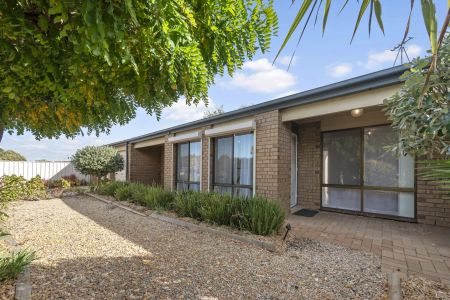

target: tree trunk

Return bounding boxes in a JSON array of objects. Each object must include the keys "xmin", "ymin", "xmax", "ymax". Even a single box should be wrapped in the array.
[{"xmin": 0, "ymin": 124, "xmax": 3, "ymax": 143}]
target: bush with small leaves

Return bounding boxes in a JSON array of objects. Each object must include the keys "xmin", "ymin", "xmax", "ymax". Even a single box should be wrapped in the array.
[{"xmin": 72, "ymin": 146, "xmax": 124, "ymax": 188}]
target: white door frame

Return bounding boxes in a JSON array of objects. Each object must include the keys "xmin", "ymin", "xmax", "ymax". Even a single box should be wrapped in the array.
[{"xmin": 290, "ymin": 133, "xmax": 298, "ymax": 208}]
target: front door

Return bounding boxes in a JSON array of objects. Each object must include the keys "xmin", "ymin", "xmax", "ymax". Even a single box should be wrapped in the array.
[{"xmin": 290, "ymin": 134, "xmax": 298, "ymax": 208}]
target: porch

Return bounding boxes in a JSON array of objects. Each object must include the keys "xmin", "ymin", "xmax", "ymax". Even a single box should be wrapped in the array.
[{"xmin": 288, "ymin": 211, "xmax": 450, "ymax": 285}]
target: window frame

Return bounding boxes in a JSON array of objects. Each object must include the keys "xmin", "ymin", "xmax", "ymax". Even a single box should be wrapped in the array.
[
  {"xmin": 320, "ymin": 124, "xmax": 417, "ymax": 221},
  {"xmin": 212, "ymin": 132, "xmax": 254, "ymax": 197},
  {"xmin": 175, "ymin": 140, "xmax": 201, "ymax": 191}
]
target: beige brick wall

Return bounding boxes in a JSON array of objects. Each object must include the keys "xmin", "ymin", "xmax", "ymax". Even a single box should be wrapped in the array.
[
  {"xmin": 417, "ymin": 172, "xmax": 450, "ymax": 227},
  {"xmin": 163, "ymin": 142, "xmax": 174, "ymax": 191},
  {"xmin": 255, "ymin": 110, "xmax": 292, "ymax": 212},
  {"xmin": 201, "ymin": 137, "xmax": 210, "ymax": 192},
  {"xmin": 297, "ymin": 122, "xmax": 321, "ymax": 209},
  {"xmin": 129, "ymin": 144, "xmax": 163, "ymax": 185}
]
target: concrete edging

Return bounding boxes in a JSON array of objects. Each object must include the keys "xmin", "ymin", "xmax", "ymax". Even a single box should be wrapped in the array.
[
  {"xmin": 3, "ymin": 236, "xmax": 32, "ymax": 300},
  {"xmin": 86, "ymin": 193, "xmax": 276, "ymax": 252},
  {"xmin": 388, "ymin": 272, "xmax": 402, "ymax": 300}
]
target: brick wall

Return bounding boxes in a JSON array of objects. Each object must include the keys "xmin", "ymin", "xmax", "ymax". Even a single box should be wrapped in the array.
[
  {"xmin": 297, "ymin": 122, "xmax": 321, "ymax": 210},
  {"xmin": 255, "ymin": 110, "xmax": 292, "ymax": 212},
  {"xmin": 129, "ymin": 144, "xmax": 163, "ymax": 185},
  {"xmin": 417, "ymin": 171, "xmax": 450, "ymax": 227},
  {"xmin": 163, "ymin": 142, "xmax": 174, "ymax": 191},
  {"xmin": 201, "ymin": 137, "xmax": 210, "ymax": 192}
]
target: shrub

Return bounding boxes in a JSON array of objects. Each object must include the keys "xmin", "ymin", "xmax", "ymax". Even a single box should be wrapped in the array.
[
  {"xmin": 0, "ymin": 175, "xmax": 46, "ymax": 203},
  {"xmin": 0, "ymin": 250, "xmax": 35, "ymax": 282},
  {"xmin": 0, "ymin": 175, "xmax": 27, "ymax": 203},
  {"xmin": 62, "ymin": 175, "xmax": 81, "ymax": 187},
  {"xmin": 71, "ymin": 146, "xmax": 124, "ymax": 188},
  {"xmin": 174, "ymin": 191, "xmax": 205, "ymax": 220},
  {"xmin": 24, "ymin": 176, "xmax": 46, "ymax": 200},
  {"xmin": 114, "ymin": 184, "xmax": 132, "ymax": 202},
  {"xmin": 97, "ymin": 181, "xmax": 127, "ymax": 196},
  {"xmin": 241, "ymin": 196, "xmax": 285, "ymax": 236}
]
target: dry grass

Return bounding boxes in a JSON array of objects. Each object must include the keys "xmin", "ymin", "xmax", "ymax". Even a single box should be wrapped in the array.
[{"xmin": 402, "ymin": 276, "xmax": 450, "ymax": 299}]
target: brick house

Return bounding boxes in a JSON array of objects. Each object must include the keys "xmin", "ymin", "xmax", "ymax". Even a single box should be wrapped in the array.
[{"xmin": 110, "ymin": 66, "xmax": 449, "ymax": 227}]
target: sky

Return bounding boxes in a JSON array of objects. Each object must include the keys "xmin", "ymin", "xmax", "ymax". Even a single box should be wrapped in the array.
[{"xmin": 2, "ymin": 1, "xmax": 448, "ymax": 161}]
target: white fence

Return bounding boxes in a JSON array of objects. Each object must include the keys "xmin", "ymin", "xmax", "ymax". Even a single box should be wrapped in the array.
[{"xmin": 0, "ymin": 161, "xmax": 91, "ymax": 182}]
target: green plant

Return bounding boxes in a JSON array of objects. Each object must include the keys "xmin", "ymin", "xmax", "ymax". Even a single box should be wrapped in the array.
[
  {"xmin": 0, "ymin": 175, "xmax": 27, "ymax": 203},
  {"xmin": 384, "ymin": 35, "xmax": 449, "ymax": 158},
  {"xmin": 174, "ymin": 191, "xmax": 285, "ymax": 235},
  {"xmin": 0, "ymin": 148, "xmax": 26, "ymax": 161},
  {"xmin": 114, "ymin": 184, "xmax": 132, "ymax": 202},
  {"xmin": 419, "ymin": 160, "xmax": 450, "ymax": 189},
  {"xmin": 140, "ymin": 186, "xmax": 175, "ymax": 210},
  {"xmin": 24, "ymin": 176, "xmax": 46, "ymax": 200},
  {"xmin": 0, "ymin": 1, "xmax": 277, "ymax": 143},
  {"xmin": 174, "ymin": 191, "xmax": 205, "ymax": 220},
  {"xmin": 72, "ymin": 146, "xmax": 124, "ymax": 188},
  {"xmin": 241, "ymin": 196, "xmax": 285, "ymax": 236},
  {"xmin": 0, "ymin": 250, "xmax": 35, "ymax": 282},
  {"xmin": 97, "ymin": 181, "xmax": 127, "ymax": 197}
]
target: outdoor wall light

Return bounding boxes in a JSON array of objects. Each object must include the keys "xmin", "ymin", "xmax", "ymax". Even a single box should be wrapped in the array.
[{"xmin": 350, "ymin": 108, "xmax": 364, "ymax": 118}]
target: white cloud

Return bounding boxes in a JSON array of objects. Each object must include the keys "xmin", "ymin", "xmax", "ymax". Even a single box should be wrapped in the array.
[
  {"xmin": 278, "ymin": 55, "xmax": 298, "ymax": 67},
  {"xmin": 327, "ymin": 63, "xmax": 353, "ymax": 77},
  {"xmin": 361, "ymin": 44, "xmax": 422, "ymax": 70},
  {"xmin": 275, "ymin": 90, "xmax": 301, "ymax": 98},
  {"xmin": 162, "ymin": 98, "xmax": 218, "ymax": 122},
  {"xmin": 228, "ymin": 58, "xmax": 296, "ymax": 93}
]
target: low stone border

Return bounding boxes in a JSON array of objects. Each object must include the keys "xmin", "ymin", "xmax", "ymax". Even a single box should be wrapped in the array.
[
  {"xmin": 86, "ymin": 193, "xmax": 276, "ymax": 252},
  {"xmin": 3, "ymin": 236, "xmax": 32, "ymax": 300},
  {"xmin": 388, "ymin": 272, "xmax": 402, "ymax": 300}
]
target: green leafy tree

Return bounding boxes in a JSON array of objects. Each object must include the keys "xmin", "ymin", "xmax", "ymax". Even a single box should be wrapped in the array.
[
  {"xmin": 71, "ymin": 146, "xmax": 124, "ymax": 186},
  {"xmin": 0, "ymin": 148, "xmax": 26, "ymax": 161},
  {"xmin": 0, "ymin": 0, "xmax": 278, "ymax": 142},
  {"xmin": 384, "ymin": 36, "xmax": 449, "ymax": 158}
]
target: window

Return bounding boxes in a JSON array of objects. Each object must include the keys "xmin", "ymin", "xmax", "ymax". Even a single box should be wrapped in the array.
[
  {"xmin": 176, "ymin": 141, "xmax": 201, "ymax": 191},
  {"xmin": 214, "ymin": 133, "xmax": 254, "ymax": 197},
  {"xmin": 322, "ymin": 125, "xmax": 415, "ymax": 219}
]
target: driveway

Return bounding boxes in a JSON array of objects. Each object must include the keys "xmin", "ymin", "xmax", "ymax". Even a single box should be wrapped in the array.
[{"xmin": 6, "ymin": 196, "xmax": 385, "ymax": 299}]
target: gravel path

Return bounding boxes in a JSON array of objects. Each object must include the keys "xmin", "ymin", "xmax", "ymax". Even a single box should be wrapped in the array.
[{"xmin": 6, "ymin": 196, "xmax": 386, "ymax": 299}]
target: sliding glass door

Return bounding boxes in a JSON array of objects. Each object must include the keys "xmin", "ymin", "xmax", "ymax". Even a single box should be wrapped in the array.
[
  {"xmin": 176, "ymin": 141, "xmax": 201, "ymax": 191},
  {"xmin": 214, "ymin": 133, "xmax": 254, "ymax": 197},
  {"xmin": 322, "ymin": 125, "xmax": 415, "ymax": 219}
]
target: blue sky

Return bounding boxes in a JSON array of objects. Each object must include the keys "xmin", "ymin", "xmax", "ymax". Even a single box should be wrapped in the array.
[{"xmin": 3, "ymin": 1, "xmax": 448, "ymax": 161}]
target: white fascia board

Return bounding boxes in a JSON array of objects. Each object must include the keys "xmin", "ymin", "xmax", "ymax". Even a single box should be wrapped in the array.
[
  {"xmin": 167, "ymin": 130, "xmax": 202, "ymax": 143},
  {"xmin": 205, "ymin": 120, "xmax": 255, "ymax": 137}
]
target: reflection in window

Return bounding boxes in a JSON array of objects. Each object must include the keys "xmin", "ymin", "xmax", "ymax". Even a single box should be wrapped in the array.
[
  {"xmin": 176, "ymin": 141, "xmax": 201, "ymax": 191},
  {"xmin": 322, "ymin": 129, "xmax": 361, "ymax": 185},
  {"xmin": 214, "ymin": 133, "xmax": 254, "ymax": 197},
  {"xmin": 322, "ymin": 125, "xmax": 415, "ymax": 218}
]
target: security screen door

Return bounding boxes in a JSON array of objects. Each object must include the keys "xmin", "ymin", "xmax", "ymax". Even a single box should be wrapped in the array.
[{"xmin": 321, "ymin": 125, "xmax": 415, "ymax": 219}]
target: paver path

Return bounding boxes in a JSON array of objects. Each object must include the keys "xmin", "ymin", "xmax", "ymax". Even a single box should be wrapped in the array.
[
  {"xmin": 6, "ymin": 196, "xmax": 386, "ymax": 299},
  {"xmin": 289, "ymin": 210, "xmax": 450, "ymax": 285}
]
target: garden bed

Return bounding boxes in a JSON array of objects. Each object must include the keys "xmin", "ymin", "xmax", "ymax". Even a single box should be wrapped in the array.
[
  {"xmin": 96, "ymin": 181, "xmax": 286, "ymax": 236},
  {"xmin": 89, "ymin": 192, "xmax": 279, "ymax": 250}
]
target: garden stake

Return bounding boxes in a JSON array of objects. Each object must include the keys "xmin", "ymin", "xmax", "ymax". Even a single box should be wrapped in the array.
[{"xmin": 283, "ymin": 223, "xmax": 291, "ymax": 241}]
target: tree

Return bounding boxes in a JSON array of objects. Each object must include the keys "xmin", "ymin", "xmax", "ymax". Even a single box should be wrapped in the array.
[
  {"xmin": 203, "ymin": 105, "xmax": 225, "ymax": 118},
  {"xmin": 0, "ymin": 148, "xmax": 26, "ymax": 161},
  {"xmin": 71, "ymin": 146, "xmax": 124, "ymax": 186},
  {"xmin": 384, "ymin": 35, "xmax": 449, "ymax": 158},
  {"xmin": 0, "ymin": 0, "xmax": 278, "ymax": 142}
]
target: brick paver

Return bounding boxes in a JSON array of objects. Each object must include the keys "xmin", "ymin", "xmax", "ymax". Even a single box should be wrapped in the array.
[{"xmin": 288, "ymin": 211, "xmax": 450, "ymax": 285}]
